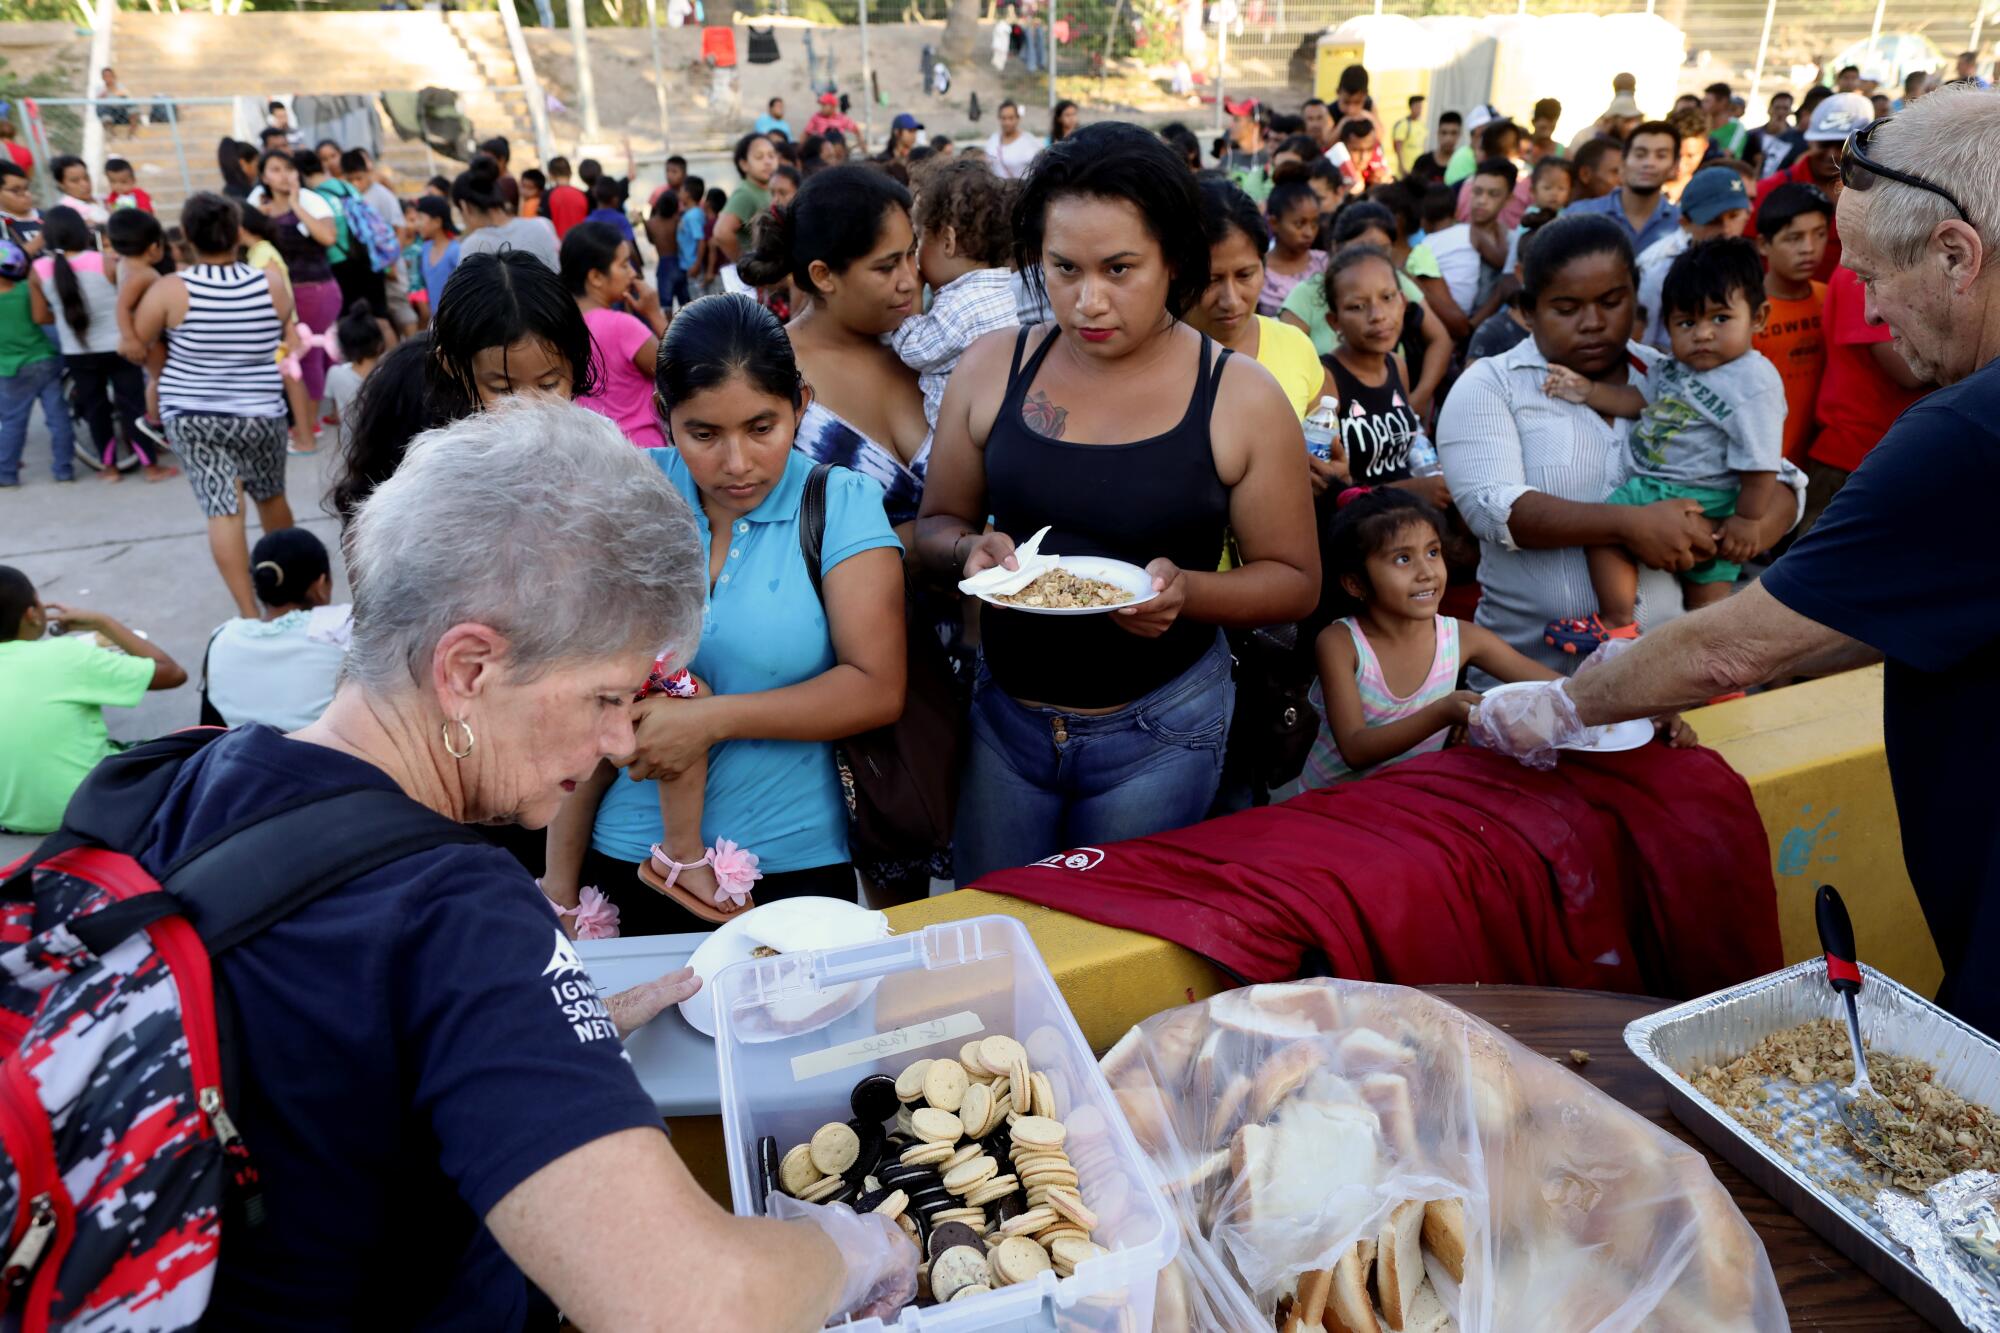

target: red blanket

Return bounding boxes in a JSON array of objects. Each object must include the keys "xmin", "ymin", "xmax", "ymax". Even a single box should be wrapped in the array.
[{"xmin": 973, "ymin": 744, "xmax": 1781, "ymax": 1000}]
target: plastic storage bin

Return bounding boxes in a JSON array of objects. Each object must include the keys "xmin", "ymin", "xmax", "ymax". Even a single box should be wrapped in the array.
[{"xmin": 714, "ymin": 915, "xmax": 1179, "ymax": 1332}]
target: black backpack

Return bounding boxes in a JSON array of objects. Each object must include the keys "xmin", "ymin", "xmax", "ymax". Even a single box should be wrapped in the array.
[
  {"xmin": 0, "ymin": 730, "xmax": 480, "ymax": 1327},
  {"xmin": 798, "ymin": 464, "xmax": 964, "ymax": 893}
]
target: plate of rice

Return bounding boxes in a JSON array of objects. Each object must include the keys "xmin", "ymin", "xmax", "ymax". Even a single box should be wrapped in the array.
[{"xmin": 974, "ymin": 556, "xmax": 1158, "ymax": 616}]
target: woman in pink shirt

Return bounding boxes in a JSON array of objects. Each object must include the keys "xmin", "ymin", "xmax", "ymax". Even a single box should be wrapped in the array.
[{"xmin": 559, "ymin": 220, "xmax": 667, "ymax": 448}]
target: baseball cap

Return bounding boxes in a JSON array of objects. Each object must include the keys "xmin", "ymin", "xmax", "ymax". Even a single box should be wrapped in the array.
[
  {"xmin": 1806, "ymin": 92, "xmax": 1873, "ymax": 142},
  {"xmin": 892, "ymin": 112, "xmax": 924, "ymax": 132},
  {"xmin": 1679, "ymin": 167, "xmax": 1749, "ymax": 224},
  {"xmin": 1224, "ymin": 97, "xmax": 1261, "ymax": 118},
  {"xmin": 0, "ymin": 238, "xmax": 25, "ymax": 283},
  {"xmin": 818, "ymin": 91, "xmax": 839, "ymax": 106},
  {"xmin": 1463, "ymin": 103, "xmax": 1500, "ymax": 133}
]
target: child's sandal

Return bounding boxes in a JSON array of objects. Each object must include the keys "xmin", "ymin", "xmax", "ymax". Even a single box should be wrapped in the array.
[{"xmin": 636, "ymin": 845, "xmax": 755, "ymax": 925}]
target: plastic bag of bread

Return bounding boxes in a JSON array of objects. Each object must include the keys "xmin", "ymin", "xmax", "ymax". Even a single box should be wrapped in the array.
[{"xmin": 1099, "ymin": 980, "xmax": 1784, "ymax": 1333}]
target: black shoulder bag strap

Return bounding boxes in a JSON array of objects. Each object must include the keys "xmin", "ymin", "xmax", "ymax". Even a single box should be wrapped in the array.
[
  {"xmin": 197, "ymin": 625, "xmax": 227, "ymax": 729},
  {"xmin": 798, "ymin": 461, "xmax": 835, "ymax": 602}
]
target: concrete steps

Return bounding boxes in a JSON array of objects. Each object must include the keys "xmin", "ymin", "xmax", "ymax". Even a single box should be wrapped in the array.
[{"xmin": 105, "ymin": 11, "xmax": 538, "ymax": 216}]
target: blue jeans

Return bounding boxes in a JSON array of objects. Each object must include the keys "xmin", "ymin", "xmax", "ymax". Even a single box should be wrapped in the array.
[
  {"xmin": 954, "ymin": 632, "xmax": 1235, "ymax": 885},
  {"xmin": 0, "ymin": 357, "xmax": 75, "ymax": 484}
]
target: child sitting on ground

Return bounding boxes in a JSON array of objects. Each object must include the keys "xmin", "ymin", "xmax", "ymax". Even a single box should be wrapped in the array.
[
  {"xmin": 1279, "ymin": 488, "xmax": 1561, "ymax": 795},
  {"xmin": 890, "ymin": 157, "xmax": 1020, "ymax": 446},
  {"xmin": 108, "ymin": 207, "xmax": 172, "ymax": 452},
  {"xmin": 0, "ymin": 565, "xmax": 186, "ymax": 835},
  {"xmin": 1544, "ymin": 236, "xmax": 1785, "ymax": 655},
  {"xmin": 321, "ymin": 300, "xmax": 382, "ymax": 454}
]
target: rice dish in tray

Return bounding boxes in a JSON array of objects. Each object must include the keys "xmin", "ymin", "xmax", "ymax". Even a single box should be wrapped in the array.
[{"xmin": 1689, "ymin": 1016, "xmax": 2000, "ymax": 1197}]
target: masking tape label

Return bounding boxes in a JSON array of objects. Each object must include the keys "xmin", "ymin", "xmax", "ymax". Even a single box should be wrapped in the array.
[{"xmin": 790, "ymin": 1010, "xmax": 985, "ymax": 1083}]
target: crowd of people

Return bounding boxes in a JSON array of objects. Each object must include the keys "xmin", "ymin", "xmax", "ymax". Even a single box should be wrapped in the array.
[
  {"xmin": 3, "ymin": 62, "xmax": 1985, "ymax": 884},
  {"xmin": 1, "ymin": 45, "xmax": 1997, "ymax": 1329}
]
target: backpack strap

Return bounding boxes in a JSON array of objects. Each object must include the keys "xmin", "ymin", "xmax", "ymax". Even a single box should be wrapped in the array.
[
  {"xmin": 22, "ymin": 732, "xmax": 487, "ymax": 957},
  {"xmin": 797, "ymin": 461, "xmax": 834, "ymax": 603},
  {"xmin": 166, "ymin": 788, "xmax": 485, "ymax": 952}
]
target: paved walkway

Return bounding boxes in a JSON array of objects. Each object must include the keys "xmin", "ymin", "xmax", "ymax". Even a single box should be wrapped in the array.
[{"xmin": 2, "ymin": 421, "xmax": 347, "ymax": 863}]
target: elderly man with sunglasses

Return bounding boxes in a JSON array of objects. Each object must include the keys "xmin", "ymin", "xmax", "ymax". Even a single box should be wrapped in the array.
[{"xmin": 1474, "ymin": 85, "xmax": 2000, "ymax": 1039}]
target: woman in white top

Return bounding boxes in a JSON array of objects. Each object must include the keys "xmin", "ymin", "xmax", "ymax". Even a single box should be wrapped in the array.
[
  {"xmin": 204, "ymin": 526, "xmax": 350, "ymax": 732},
  {"xmin": 983, "ymin": 100, "xmax": 1045, "ymax": 180}
]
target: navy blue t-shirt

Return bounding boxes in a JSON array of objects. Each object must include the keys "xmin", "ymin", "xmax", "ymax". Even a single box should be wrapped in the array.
[
  {"xmin": 132, "ymin": 726, "xmax": 661, "ymax": 1329},
  {"xmin": 1762, "ymin": 357, "xmax": 2000, "ymax": 1035}
]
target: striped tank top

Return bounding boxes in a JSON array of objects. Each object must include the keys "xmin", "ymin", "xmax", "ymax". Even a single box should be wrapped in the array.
[
  {"xmin": 160, "ymin": 262, "xmax": 285, "ymax": 420},
  {"xmin": 1293, "ymin": 615, "xmax": 1462, "ymax": 790}
]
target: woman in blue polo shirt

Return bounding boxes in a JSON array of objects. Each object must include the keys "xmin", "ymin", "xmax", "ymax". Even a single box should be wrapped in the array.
[{"xmin": 552, "ymin": 294, "xmax": 907, "ymax": 936}]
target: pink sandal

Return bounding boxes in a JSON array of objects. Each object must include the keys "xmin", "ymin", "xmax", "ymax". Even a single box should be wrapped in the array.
[{"xmin": 635, "ymin": 840, "xmax": 763, "ymax": 924}]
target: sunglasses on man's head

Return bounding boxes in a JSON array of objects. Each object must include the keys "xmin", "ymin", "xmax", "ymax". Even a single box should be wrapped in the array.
[{"xmin": 1840, "ymin": 117, "xmax": 1974, "ymax": 225}]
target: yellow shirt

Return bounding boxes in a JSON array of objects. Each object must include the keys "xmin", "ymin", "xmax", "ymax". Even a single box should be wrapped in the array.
[{"xmin": 1252, "ymin": 315, "xmax": 1323, "ymax": 421}]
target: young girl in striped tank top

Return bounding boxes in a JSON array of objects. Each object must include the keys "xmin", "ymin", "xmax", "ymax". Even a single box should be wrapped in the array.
[{"xmin": 1287, "ymin": 487, "xmax": 1560, "ymax": 791}]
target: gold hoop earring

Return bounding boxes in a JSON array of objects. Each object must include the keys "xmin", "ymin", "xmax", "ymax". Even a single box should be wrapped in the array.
[{"xmin": 442, "ymin": 718, "xmax": 476, "ymax": 759}]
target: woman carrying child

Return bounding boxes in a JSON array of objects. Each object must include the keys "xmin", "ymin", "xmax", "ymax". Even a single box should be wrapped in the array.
[
  {"xmin": 33, "ymin": 206, "xmax": 175, "ymax": 482},
  {"xmin": 543, "ymin": 294, "xmax": 907, "ymax": 935},
  {"xmin": 562, "ymin": 219, "xmax": 668, "ymax": 449},
  {"xmin": 1542, "ymin": 236, "xmax": 1787, "ymax": 655}
]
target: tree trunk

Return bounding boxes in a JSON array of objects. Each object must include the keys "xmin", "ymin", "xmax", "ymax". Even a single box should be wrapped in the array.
[{"xmin": 941, "ymin": 0, "xmax": 984, "ymax": 65}]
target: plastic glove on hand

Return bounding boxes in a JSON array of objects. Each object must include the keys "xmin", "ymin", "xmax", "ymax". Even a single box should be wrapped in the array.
[
  {"xmin": 769, "ymin": 1192, "xmax": 919, "ymax": 1322},
  {"xmin": 1469, "ymin": 679, "xmax": 1587, "ymax": 771}
]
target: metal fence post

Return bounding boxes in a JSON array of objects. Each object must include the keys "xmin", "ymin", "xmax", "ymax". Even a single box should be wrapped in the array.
[
  {"xmin": 860, "ymin": 0, "xmax": 874, "ymax": 149},
  {"xmin": 164, "ymin": 100, "xmax": 194, "ymax": 202},
  {"xmin": 644, "ymin": 0, "xmax": 671, "ymax": 149},
  {"xmin": 1749, "ymin": 0, "xmax": 1778, "ymax": 107},
  {"xmin": 1048, "ymin": 0, "xmax": 1058, "ymax": 113}
]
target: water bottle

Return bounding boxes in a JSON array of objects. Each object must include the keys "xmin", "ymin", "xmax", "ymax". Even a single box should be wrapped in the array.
[
  {"xmin": 1407, "ymin": 429, "xmax": 1443, "ymax": 478},
  {"xmin": 1303, "ymin": 396, "xmax": 1339, "ymax": 463}
]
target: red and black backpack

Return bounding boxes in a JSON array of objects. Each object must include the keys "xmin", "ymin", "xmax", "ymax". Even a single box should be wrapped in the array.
[{"xmin": 0, "ymin": 729, "xmax": 478, "ymax": 1330}]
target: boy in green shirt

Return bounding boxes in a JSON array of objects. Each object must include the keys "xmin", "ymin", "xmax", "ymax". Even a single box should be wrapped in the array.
[
  {"xmin": 0, "ymin": 236, "xmax": 75, "ymax": 486},
  {"xmin": 0, "ymin": 566, "xmax": 186, "ymax": 833}
]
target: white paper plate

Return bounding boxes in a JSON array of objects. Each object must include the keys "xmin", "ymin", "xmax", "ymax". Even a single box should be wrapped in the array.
[
  {"xmin": 1480, "ymin": 682, "xmax": 1657, "ymax": 754},
  {"xmin": 678, "ymin": 897, "xmax": 890, "ymax": 1039},
  {"xmin": 972, "ymin": 555, "xmax": 1160, "ymax": 616}
]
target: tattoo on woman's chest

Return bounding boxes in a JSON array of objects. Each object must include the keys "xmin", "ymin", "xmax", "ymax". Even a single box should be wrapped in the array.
[{"xmin": 1022, "ymin": 390, "xmax": 1069, "ymax": 439}]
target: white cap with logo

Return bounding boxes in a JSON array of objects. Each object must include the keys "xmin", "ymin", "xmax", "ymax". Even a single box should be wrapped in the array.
[{"xmin": 1807, "ymin": 92, "xmax": 1875, "ymax": 143}]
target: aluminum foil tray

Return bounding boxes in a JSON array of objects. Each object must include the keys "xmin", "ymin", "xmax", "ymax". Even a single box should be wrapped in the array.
[{"xmin": 1626, "ymin": 959, "xmax": 2000, "ymax": 1333}]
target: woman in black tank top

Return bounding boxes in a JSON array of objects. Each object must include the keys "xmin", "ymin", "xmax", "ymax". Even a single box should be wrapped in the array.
[{"xmin": 914, "ymin": 124, "xmax": 1320, "ymax": 886}]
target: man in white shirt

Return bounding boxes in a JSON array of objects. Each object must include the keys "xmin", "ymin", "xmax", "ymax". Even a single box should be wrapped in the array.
[{"xmin": 983, "ymin": 99, "xmax": 1045, "ymax": 180}]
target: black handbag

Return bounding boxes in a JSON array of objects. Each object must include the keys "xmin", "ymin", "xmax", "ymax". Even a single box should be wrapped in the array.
[
  {"xmin": 1222, "ymin": 621, "xmax": 1320, "ymax": 795},
  {"xmin": 746, "ymin": 25, "xmax": 781, "ymax": 64},
  {"xmin": 798, "ymin": 464, "xmax": 963, "ymax": 891}
]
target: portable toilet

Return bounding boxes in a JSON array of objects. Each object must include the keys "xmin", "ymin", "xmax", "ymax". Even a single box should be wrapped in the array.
[{"xmin": 1414, "ymin": 15, "xmax": 1499, "ymax": 139}]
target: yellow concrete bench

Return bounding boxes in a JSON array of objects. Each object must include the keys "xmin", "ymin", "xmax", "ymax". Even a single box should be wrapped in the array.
[{"xmin": 671, "ymin": 666, "xmax": 1934, "ymax": 1205}]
